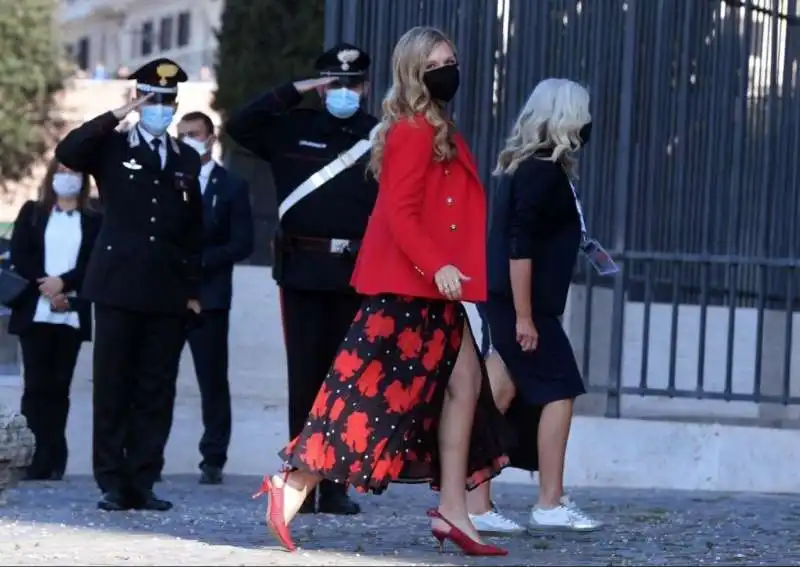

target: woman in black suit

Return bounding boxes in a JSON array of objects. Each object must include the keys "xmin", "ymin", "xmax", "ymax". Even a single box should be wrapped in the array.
[{"xmin": 9, "ymin": 158, "xmax": 101, "ymax": 480}]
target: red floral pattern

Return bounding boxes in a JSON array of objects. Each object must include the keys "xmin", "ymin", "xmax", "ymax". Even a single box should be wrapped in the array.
[{"xmin": 278, "ymin": 294, "xmax": 512, "ymax": 494}]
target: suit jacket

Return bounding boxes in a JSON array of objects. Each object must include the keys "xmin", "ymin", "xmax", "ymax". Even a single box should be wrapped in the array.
[
  {"xmin": 198, "ymin": 163, "xmax": 254, "ymax": 310},
  {"xmin": 55, "ymin": 113, "xmax": 204, "ymax": 314},
  {"xmin": 351, "ymin": 116, "xmax": 488, "ymax": 303},
  {"xmin": 7, "ymin": 201, "xmax": 102, "ymax": 341}
]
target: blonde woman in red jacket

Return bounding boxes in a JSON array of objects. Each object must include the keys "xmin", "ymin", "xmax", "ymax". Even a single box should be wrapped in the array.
[{"xmin": 254, "ymin": 26, "xmax": 512, "ymax": 556}]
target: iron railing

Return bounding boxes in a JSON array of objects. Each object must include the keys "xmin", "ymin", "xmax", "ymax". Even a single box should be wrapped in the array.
[{"xmin": 324, "ymin": 0, "xmax": 800, "ymax": 420}]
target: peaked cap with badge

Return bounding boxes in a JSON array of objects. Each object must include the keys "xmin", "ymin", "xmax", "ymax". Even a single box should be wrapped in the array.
[
  {"xmin": 129, "ymin": 57, "xmax": 189, "ymax": 103},
  {"xmin": 315, "ymin": 43, "xmax": 371, "ymax": 86}
]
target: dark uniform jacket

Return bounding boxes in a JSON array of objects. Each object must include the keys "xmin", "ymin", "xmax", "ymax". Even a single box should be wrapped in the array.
[
  {"xmin": 225, "ymin": 82, "xmax": 378, "ymax": 293},
  {"xmin": 55, "ymin": 112, "xmax": 204, "ymax": 314},
  {"xmin": 7, "ymin": 201, "xmax": 102, "ymax": 342},
  {"xmin": 198, "ymin": 163, "xmax": 254, "ymax": 310}
]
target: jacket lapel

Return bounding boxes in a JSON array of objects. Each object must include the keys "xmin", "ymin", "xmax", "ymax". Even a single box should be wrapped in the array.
[
  {"xmin": 127, "ymin": 127, "xmax": 161, "ymax": 172},
  {"xmin": 34, "ymin": 203, "xmax": 48, "ymax": 246},
  {"xmin": 203, "ymin": 163, "xmax": 222, "ymax": 209}
]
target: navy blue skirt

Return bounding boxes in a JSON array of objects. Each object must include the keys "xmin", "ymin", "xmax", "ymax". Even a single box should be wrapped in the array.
[{"xmin": 485, "ymin": 293, "xmax": 586, "ymax": 407}]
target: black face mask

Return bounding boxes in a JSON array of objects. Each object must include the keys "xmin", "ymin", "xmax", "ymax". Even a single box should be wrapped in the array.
[
  {"xmin": 423, "ymin": 64, "xmax": 460, "ymax": 103},
  {"xmin": 578, "ymin": 121, "xmax": 592, "ymax": 146}
]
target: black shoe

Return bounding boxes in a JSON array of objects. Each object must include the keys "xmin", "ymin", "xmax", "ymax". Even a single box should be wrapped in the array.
[
  {"xmin": 131, "ymin": 490, "xmax": 173, "ymax": 512},
  {"xmin": 21, "ymin": 467, "xmax": 55, "ymax": 481},
  {"xmin": 97, "ymin": 490, "xmax": 132, "ymax": 511},
  {"xmin": 297, "ymin": 489, "xmax": 316, "ymax": 514},
  {"xmin": 318, "ymin": 485, "xmax": 360, "ymax": 515},
  {"xmin": 199, "ymin": 465, "xmax": 223, "ymax": 485}
]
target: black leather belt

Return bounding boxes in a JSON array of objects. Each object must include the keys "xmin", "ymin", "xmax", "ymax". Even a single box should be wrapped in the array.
[{"xmin": 286, "ymin": 236, "xmax": 361, "ymax": 255}]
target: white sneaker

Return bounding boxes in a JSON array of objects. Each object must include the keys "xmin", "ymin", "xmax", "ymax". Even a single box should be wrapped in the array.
[
  {"xmin": 469, "ymin": 502, "xmax": 525, "ymax": 536},
  {"xmin": 527, "ymin": 495, "xmax": 604, "ymax": 533}
]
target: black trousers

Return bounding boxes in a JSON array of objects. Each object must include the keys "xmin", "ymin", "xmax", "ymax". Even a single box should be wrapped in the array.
[
  {"xmin": 92, "ymin": 305, "xmax": 184, "ymax": 494},
  {"xmin": 280, "ymin": 287, "xmax": 362, "ymax": 442},
  {"xmin": 186, "ymin": 309, "xmax": 231, "ymax": 469},
  {"xmin": 19, "ymin": 322, "xmax": 82, "ymax": 476}
]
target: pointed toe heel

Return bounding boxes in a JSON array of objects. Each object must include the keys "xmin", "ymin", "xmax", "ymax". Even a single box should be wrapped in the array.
[
  {"xmin": 253, "ymin": 474, "xmax": 296, "ymax": 552},
  {"xmin": 427, "ymin": 508, "xmax": 507, "ymax": 557}
]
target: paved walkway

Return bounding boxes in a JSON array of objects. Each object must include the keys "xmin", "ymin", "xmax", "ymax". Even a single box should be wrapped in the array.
[
  {"xmin": 3, "ymin": 474, "xmax": 800, "ymax": 565},
  {"xmin": 2, "ymin": 269, "xmax": 800, "ymax": 564}
]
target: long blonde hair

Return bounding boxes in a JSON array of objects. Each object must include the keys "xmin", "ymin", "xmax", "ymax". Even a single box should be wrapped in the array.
[
  {"xmin": 368, "ymin": 26, "xmax": 457, "ymax": 179},
  {"xmin": 494, "ymin": 78, "xmax": 591, "ymax": 178}
]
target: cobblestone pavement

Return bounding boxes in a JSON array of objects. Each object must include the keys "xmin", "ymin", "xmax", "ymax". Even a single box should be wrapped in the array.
[{"xmin": 2, "ymin": 475, "xmax": 800, "ymax": 566}]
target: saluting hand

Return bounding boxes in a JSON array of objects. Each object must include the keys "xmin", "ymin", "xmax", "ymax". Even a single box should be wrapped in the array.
[
  {"xmin": 434, "ymin": 264, "xmax": 471, "ymax": 301},
  {"xmin": 112, "ymin": 92, "xmax": 155, "ymax": 120},
  {"xmin": 293, "ymin": 77, "xmax": 337, "ymax": 94}
]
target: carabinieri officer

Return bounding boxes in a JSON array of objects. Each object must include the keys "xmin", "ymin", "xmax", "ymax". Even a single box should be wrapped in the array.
[
  {"xmin": 55, "ymin": 57, "xmax": 204, "ymax": 512},
  {"xmin": 225, "ymin": 43, "xmax": 378, "ymax": 515}
]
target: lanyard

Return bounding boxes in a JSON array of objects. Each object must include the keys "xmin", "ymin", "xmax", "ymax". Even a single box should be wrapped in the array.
[{"xmin": 568, "ymin": 180, "xmax": 588, "ymax": 238}]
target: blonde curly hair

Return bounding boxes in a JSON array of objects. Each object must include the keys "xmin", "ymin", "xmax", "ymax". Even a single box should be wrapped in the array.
[
  {"xmin": 368, "ymin": 26, "xmax": 457, "ymax": 179},
  {"xmin": 494, "ymin": 78, "xmax": 591, "ymax": 178}
]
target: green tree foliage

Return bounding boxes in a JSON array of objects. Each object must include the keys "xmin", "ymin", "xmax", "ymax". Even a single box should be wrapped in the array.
[
  {"xmin": 0, "ymin": 0, "xmax": 65, "ymax": 185},
  {"xmin": 212, "ymin": 0, "xmax": 325, "ymax": 125}
]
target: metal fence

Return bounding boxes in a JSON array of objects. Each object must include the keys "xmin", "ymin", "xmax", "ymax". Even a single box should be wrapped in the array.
[{"xmin": 324, "ymin": 0, "xmax": 800, "ymax": 419}]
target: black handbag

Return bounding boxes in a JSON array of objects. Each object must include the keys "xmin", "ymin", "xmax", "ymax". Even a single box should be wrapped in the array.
[
  {"xmin": 0, "ymin": 223, "xmax": 30, "ymax": 307},
  {"xmin": 0, "ymin": 267, "xmax": 29, "ymax": 307}
]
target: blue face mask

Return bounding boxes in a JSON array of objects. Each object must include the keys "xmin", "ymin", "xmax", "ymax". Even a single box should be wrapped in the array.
[
  {"xmin": 325, "ymin": 88, "xmax": 361, "ymax": 119},
  {"xmin": 139, "ymin": 104, "xmax": 176, "ymax": 136}
]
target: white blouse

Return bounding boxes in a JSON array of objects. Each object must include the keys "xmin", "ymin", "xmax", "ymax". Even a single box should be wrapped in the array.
[{"xmin": 32, "ymin": 208, "xmax": 82, "ymax": 329}]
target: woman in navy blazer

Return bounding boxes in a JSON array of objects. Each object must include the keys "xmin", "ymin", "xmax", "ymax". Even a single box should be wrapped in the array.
[{"xmin": 9, "ymin": 157, "xmax": 101, "ymax": 480}]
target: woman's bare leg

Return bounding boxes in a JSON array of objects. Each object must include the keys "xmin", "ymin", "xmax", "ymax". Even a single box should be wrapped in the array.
[
  {"xmin": 466, "ymin": 353, "xmax": 515, "ymax": 515},
  {"xmin": 433, "ymin": 322, "xmax": 484, "ymax": 542},
  {"xmin": 529, "ymin": 398, "xmax": 603, "ymax": 531},
  {"xmin": 271, "ymin": 470, "xmax": 323, "ymax": 523},
  {"xmin": 536, "ymin": 398, "xmax": 573, "ymax": 507}
]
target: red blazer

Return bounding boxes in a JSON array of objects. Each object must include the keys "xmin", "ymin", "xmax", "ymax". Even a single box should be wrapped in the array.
[{"xmin": 351, "ymin": 115, "xmax": 487, "ymax": 303}]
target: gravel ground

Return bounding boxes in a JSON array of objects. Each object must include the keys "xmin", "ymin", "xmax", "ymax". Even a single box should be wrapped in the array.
[{"xmin": 2, "ymin": 474, "xmax": 800, "ymax": 566}]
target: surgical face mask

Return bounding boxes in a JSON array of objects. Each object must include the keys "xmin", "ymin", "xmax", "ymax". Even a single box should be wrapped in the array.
[
  {"xmin": 182, "ymin": 136, "xmax": 210, "ymax": 157},
  {"xmin": 52, "ymin": 172, "xmax": 83, "ymax": 197},
  {"xmin": 325, "ymin": 88, "xmax": 361, "ymax": 119},
  {"xmin": 139, "ymin": 104, "xmax": 176, "ymax": 136}
]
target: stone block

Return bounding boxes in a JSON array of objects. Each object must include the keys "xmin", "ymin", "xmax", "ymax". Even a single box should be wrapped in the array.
[{"xmin": 0, "ymin": 405, "xmax": 35, "ymax": 505}]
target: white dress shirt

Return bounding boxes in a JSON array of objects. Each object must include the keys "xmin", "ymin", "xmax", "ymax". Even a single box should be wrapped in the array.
[
  {"xmin": 137, "ymin": 126, "xmax": 167, "ymax": 168},
  {"xmin": 33, "ymin": 208, "xmax": 82, "ymax": 329},
  {"xmin": 199, "ymin": 160, "xmax": 216, "ymax": 195}
]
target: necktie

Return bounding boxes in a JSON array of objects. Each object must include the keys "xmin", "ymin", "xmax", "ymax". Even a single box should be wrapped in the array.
[{"xmin": 151, "ymin": 138, "xmax": 162, "ymax": 167}]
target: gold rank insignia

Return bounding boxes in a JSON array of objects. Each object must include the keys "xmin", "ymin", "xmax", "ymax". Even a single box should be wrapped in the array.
[{"xmin": 156, "ymin": 63, "xmax": 179, "ymax": 86}]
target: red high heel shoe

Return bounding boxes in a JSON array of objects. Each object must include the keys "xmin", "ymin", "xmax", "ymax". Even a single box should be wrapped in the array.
[
  {"xmin": 252, "ymin": 474, "xmax": 296, "ymax": 552},
  {"xmin": 426, "ymin": 508, "xmax": 508, "ymax": 556}
]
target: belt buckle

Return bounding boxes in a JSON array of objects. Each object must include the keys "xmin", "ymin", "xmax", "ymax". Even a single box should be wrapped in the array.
[{"xmin": 330, "ymin": 238, "xmax": 350, "ymax": 254}]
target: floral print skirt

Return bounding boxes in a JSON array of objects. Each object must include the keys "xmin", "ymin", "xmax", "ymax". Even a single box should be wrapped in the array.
[{"xmin": 279, "ymin": 294, "xmax": 513, "ymax": 495}]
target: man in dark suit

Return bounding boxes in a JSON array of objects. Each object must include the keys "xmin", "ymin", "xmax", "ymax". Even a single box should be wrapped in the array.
[
  {"xmin": 225, "ymin": 44, "xmax": 378, "ymax": 514},
  {"xmin": 55, "ymin": 58, "xmax": 204, "ymax": 512},
  {"xmin": 176, "ymin": 111, "xmax": 254, "ymax": 485}
]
